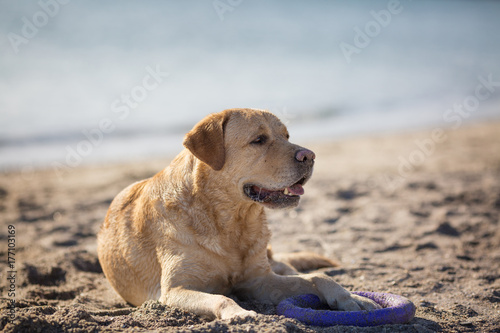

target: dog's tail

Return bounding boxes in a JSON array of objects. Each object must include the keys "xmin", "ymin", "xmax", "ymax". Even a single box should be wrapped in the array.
[
  {"xmin": 274, "ymin": 252, "xmax": 339, "ymax": 272},
  {"xmin": 268, "ymin": 246, "xmax": 339, "ymax": 274}
]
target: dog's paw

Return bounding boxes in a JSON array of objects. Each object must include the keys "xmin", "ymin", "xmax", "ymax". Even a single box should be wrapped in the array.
[
  {"xmin": 351, "ymin": 294, "xmax": 382, "ymax": 310},
  {"xmin": 221, "ymin": 309, "xmax": 257, "ymax": 321},
  {"xmin": 336, "ymin": 293, "xmax": 382, "ymax": 311}
]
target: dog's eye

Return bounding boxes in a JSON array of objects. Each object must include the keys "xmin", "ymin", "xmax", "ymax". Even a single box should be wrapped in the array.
[{"xmin": 250, "ymin": 135, "xmax": 267, "ymax": 145}]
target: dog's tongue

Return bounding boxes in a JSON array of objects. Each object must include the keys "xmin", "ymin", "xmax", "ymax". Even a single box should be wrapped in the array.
[{"xmin": 286, "ymin": 183, "xmax": 304, "ymax": 195}]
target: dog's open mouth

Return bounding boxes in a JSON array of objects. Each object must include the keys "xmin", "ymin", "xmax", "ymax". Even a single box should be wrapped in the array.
[{"xmin": 244, "ymin": 176, "xmax": 307, "ymax": 208}]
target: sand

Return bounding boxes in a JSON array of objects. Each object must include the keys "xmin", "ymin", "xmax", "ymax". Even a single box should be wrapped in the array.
[{"xmin": 1, "ymin": 120, "xmax": 499, "ymax": 332}]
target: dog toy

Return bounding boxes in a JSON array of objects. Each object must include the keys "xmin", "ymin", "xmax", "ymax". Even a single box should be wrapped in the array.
[{"xmin": 276, "ymin": 291, "xmax": 416, "ymax": 327}]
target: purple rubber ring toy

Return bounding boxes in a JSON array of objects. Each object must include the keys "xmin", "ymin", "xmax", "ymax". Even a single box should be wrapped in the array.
[{"xmin": 276, "ymin": 291, "xmax": 416, "ymax": 327}]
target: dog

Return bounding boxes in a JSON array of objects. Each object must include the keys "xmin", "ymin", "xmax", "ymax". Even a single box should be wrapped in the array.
[{"xmin": 97, "ymin": 108, "xmax": 380, "ymax": 320}]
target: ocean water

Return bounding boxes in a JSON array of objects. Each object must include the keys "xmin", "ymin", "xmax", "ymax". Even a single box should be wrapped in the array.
[{"xmin": 1, "ymin": 0, "xmax": 500, "ymax": 172}]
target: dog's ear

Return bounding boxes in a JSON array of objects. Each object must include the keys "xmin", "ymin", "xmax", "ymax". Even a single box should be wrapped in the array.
[{"xmin": 183, "ymin": 111, "xmax": 230, "ymax": 171}]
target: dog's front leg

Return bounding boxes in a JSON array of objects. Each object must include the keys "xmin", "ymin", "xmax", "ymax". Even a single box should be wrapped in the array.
[
  {"xmin": 159, "ymin": 287, "xmax": 256, "ymax": 320},
  {"xmin": 236, "ymin": 272, "xmax": 380, "ymax": 311},
  {"xmin": 158, "ymin": 259, "xmax": 256, "ymax": 320}
]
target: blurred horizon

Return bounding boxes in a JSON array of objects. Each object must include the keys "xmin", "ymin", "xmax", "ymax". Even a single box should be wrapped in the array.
[{"xmin": 1, "ymin": 0, "xmax": 500, "ymax": 171}]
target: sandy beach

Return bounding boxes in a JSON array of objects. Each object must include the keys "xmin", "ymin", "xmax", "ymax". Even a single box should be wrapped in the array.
[{"xmin": 1, "ymin": 120, "xmax": 499, "ymax": 332}]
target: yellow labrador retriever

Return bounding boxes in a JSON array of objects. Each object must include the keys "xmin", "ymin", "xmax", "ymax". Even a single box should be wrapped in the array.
[{"xmin": 97, "ymin": 108, "xmax": 379, "ymax": 320}]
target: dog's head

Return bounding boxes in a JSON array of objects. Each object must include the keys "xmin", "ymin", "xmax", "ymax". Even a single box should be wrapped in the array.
[{"xmin": 183, "ymin": 108, "xmax": 315, "ymax": 209}]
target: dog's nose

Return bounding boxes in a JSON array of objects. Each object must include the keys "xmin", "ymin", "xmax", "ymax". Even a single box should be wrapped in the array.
[{"xmin": 295, "ymin": 148, "xmax": 316, "ymax": 162}]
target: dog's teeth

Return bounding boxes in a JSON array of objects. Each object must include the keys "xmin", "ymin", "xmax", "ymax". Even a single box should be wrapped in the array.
[{"xmin": 284, "ymin": 188, "xmax": 289, "ymax": 195}]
